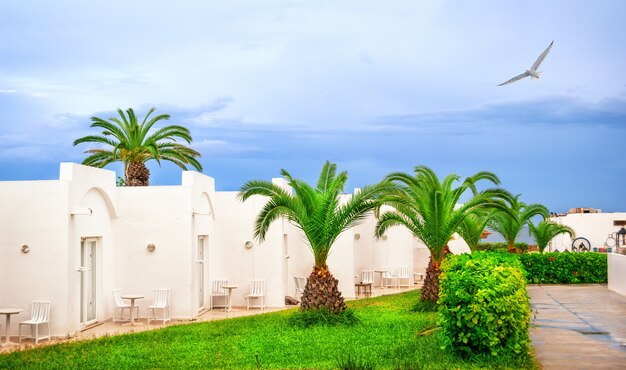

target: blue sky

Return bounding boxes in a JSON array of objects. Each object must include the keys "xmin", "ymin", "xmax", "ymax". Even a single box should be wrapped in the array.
[{"xmin": 1, "ymin": 1, "xmax": 625, "ymax": 212}]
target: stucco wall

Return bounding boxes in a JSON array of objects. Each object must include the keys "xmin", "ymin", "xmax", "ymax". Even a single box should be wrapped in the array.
[
  {"xmin": 213, "ymin": 191, "xmax": 285, "ymax": 308},
  {"xmin": 608, "ymin": 253, "xmax": 626, "ymax": 297},
  {"xmin": 550, "ymin": 213, "xmax": 626, "ymax": 251}
]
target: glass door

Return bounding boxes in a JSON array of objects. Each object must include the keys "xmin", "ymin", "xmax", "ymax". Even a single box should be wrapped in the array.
[{"xmin": 80, "ymin": 238, "xmax": 97, "ymax": 325}]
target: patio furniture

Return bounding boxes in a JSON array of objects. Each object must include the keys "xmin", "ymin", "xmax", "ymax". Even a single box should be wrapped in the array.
[
  {"xmin": 293, "ymin": 276, "xmax": 306, "ymax": 299},
  {"xmin": 381, "ymin": 268, "xmax": 397, "ymax": 288},
  {"xmin": 120, "ymin": 294, "xmax": 144, "ymax": 326},
  {"xmin": 113, "ymin": 289, "xmax": 138, "ymax": 323},
  {"xmin": 246, "ymin": 280, "xmax": 265, "ymax": 310},
  {"xmin": 354, "ymin": 282, "xmax": 372, "ymax": 298},
  {"xmin": 147, "ymin": 289, "xmax": 171, "ymax": 324},
  {"xmin": 223, "ymin": 285, "xmax": 238, "ymax": 312},
  {"xmin": 414, "ymin": 272, "xmax": 425, "ymax": 284},
  {"xmin": 397, "ymin": 267, "xmax": 411, "ymax": 288},
  {"xmin": 0, "ymin": 308, "xmax": 23, "ymax": 347},
  {"xmin": 211, "ymin": 279, "xmax": 229, "ymax": 309},
  {"xmin": 361, "ymin": 270, "xmax": 374, "ymax": 286},
  {"xmin": 374, "ymin": 269, "xmax": 388, "ymax": 288},
  {"xmin": 19, "ymin": 301, "xmax": 50, "ymax": 344}
]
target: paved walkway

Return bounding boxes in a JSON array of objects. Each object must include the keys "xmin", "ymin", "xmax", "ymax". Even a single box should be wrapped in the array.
[{"xmin": 529, "ymin": 284, "xmax": 626, "ymax": 369}]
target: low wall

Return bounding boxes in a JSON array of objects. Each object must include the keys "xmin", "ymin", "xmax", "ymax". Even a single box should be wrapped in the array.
[{"xmin": 608, "ymin": 253, "xmax": 626, "ymax": 296}]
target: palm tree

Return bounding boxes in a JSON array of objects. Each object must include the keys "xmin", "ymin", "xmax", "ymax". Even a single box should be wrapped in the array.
[
  {"xmin": 73, "ymin": 107, "xmax": 202, "ymax": 186},
  {"xmin": 457, "ymin": 210, "xmax": 494, "ymax": 252},
  {"xmin": 239, "ymin": 161, "xmax": 394, "ymax": 313},
  {"xmin": 529, "ymin": 220, "xmax": 575, "ymax": 253},
  {"xmin": 489, "ymin": 195, "xmax": 549, "ymax": 253},
  {"xmin": 375, "ymin": 166, "xmax": 510, "ymax": 303}
]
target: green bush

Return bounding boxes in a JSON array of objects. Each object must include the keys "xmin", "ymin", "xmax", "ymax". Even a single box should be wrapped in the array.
[
  {"xmin": 476, "ymin": 242, "xmax": 529, "ymax": 253},
  {"xmin": 519, "ymin": 252, "xmax": 607, "ymax": 284},
  {"xmin": 438, "ymin": 252, "xmax": 530, "ymax": 357},
  {"xmin": 287, "ymin": 307, "xmax": 360, "ymax": 328}
]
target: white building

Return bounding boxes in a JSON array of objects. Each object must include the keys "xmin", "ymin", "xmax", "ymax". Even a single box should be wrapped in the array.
[
  {"xmin": 0, "ymin": 163, "xmax": 432, "ymax": 338},
  {"xmin": 549, "ymin": 212, "xmax": 626, "ymax": 251}
]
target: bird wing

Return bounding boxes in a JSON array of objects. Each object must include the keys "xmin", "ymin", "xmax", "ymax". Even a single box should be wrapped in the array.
[
  {"xmin": 498, "ymin": 71, "xmax": 531, "ymax": 86},
  {"xmin": 530, "ymin": 40, "xmax": 554, "ymax": 71}
]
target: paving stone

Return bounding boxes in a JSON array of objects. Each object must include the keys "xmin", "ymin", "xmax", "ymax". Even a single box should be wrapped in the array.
[{"xmin": 529, "ymin": 285, "xmax": 626, "ymax": 369}]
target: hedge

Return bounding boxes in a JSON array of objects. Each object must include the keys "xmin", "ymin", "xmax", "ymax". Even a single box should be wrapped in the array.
[
  {"xmin": 476, "ymin": 242, "xmax": 529, "ymax": 253},
  {"xmin": 519, "ymin": 252, "xmax": 607, "ymax": 284},
  {"xmin": 438, "ymin": 252, "xmax": 530, "ymax": 357}
]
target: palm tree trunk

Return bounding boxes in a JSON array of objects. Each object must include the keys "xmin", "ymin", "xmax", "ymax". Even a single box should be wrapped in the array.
[
  {"xmin": 508, "ymin": 242, "xmax": 517, "ymax": 253},
  {"xmin": 421, "ymin": 245, "xmax": 451, "ymax": 303},
  {"xmin": 125, "ymin": 161, "xmax": 150, "ymax": 186},
  {"xmin": 300, "ymin": 265, "xmax": 346, "ymax": 313}
]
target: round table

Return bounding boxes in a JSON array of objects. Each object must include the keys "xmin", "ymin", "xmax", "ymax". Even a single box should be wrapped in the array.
[
  {"xmin": 222, "ymin": 286, "xmax": 238, "ymax": 312},
  {"xmin": 0, "ymin": 308, "xmax": 23, "ymax": 347},
  {"xmin": 120, "ymin": 295, "xmax": 144, "ymax": 326}
]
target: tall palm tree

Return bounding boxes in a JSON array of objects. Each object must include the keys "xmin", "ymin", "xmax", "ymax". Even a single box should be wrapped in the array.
[
  {"xmin": 529, "ymin": 220, "xmax": 575, "ymax": 253},
  {"xmin": 376, "ymin": 166, "xmax": 510, "ymax": 303},
  {"xmin": 489, "ymin": 195, "xmax": 549, "ymax": 253},
  {"xmin": 239, "ymin": 161, "xmax": 394, "ymax": 313},
  {"xmin": 457, "ymin": 210, "xmax": 494, "ymax": 253},
  {"xmin": 73, "ymin": 107, "xmax": 202, "ymax": 186}
]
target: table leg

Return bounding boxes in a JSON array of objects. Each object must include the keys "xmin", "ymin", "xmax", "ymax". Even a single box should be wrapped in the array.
[
  {"xmin": 4, "ymin": 315, "xmax": 10, "ymax": 345},
  {"xmin": 129, "ymin": 300, "xmax": 136, "ymax": 325},
  {"xmin": 227, "ymin": 291, "xmax": 232, "ymax": 312}
]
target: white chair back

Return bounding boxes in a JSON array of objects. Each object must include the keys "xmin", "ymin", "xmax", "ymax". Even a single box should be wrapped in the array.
[
  {"xmin": 250, "ymin": 280, "xmax": 265, "ymax": 296},
  {"xmin": 397, "ymin": 267, "xmax": 410, "ymax": 279},
  {"xmin": 113, "ymin": 289, "xmax": 125, "ymax": 307},
  {"xmin": 294, "ymin": 276, "xmax": 306, "ymax": 296},
  {"xmin": 152, "ymin": 289, "xmax": 170, "ymax": 307},
  {"xmin": 31, "ymin": 301, "xmax": 50, "ymax": 323},
  {"xmin": 361, "ymin": 270, "xmax": 374, "ymax": 284},
  {"xmin": 212, "ymin": 279, "xmax": 228, "ymax": 294}
]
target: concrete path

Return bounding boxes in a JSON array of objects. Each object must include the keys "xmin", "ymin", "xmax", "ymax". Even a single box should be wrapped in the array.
[{"xmin": 528, "ymin": 284, "xmax": 626, "ymax": 369}]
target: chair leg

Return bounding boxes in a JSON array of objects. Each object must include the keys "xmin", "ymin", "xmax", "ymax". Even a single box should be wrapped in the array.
[
  {"xmin": 18, "ymin": 323, "xmax": 22, "ymax": 343},
  {"xmin": 35, "ymin": 324, "xmax": 39, "ymax": 345}
]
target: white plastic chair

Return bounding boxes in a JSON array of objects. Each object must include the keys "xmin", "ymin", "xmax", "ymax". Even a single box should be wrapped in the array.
[
  {"xmin": 148, "ymin": 289, "xmax": 171, "ymax": 324},
  {"xmin": 397, "ymin": 267, "xmax": 411, "ymax": 288},
  {"xmin": 381, "ymin": 268, "xmax": 397, "ymax": 288},
  {"xmin": 211, "ymin": 279, "xmax": 228, "ymax": 309},
  {"xmin": 246, "ymin": 280, "xmax": 265, "ymax": 310},
  {"xmin": 293, "ymin": 276, "xmax": 306, "ymax": 299},
  {"xmin": 113, "ymin": 289, "xmax": 138, "ymax": 323},
  {"xmin": 361, "ymin": 270, "xmax": 374, "ymax": 285},
  {"xmin": 19, "ymin": 301, "xmax": 51, "ymax": 344}
]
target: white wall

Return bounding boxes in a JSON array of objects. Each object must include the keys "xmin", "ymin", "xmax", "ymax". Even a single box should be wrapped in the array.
[
  {"xmin": 550, "ymin": 213, "xmax": 626, "ymax": 251},
  {"xmin": 608, "ymin": 253, "xmax": 626, "ymax": 297},
  {"xmin": 213, "ymin": 191, "xmax": 285, "ymax": 308}
]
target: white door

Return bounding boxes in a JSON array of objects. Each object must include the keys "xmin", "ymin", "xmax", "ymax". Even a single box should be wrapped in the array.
[
  {"xmin": 283, "ymin": 234, "xmax": 289, "ymax": 296},
  {"xmin": 80, "ymin": 238, "xmax": 97, "ymax": 325},
  {"xmin": 197, "ymin": 236, "xmax": 206, "ymax": 310}
]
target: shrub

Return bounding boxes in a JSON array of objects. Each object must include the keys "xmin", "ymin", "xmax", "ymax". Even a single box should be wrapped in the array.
[
  {"xmin": 288, "ymin": 307, "xmax": 359, "ymax": 328},
  {"xmin": 438, "ymin": 252, "xmax": 530, "ymax": 357},
  {"xmin": 519, "ymin": 252, "xmax": 607, "ymax": 284},
  {"xmin": 476, "ymin": 242, "xmax": 529, "ymax": 253}
]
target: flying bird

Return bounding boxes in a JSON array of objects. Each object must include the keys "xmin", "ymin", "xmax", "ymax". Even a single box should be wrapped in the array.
[{"xmin": 498, "ymin": 40, "xmax": 554, "ymax": 86}]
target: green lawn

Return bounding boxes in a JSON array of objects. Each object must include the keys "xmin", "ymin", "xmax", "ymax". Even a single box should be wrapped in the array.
[{"xmin": 0, "ymin": 290, "xmax": 537, "ymax": 369}]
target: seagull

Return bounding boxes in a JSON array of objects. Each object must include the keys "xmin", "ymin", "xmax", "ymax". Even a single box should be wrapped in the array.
[{"xmin": 498, "ymin": 40, "xmax": 554, "ymax": 86}]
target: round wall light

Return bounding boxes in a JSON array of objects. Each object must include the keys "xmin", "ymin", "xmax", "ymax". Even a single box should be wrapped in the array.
[
  {"xmin": 147, "ymin": 243, "xmax": 156, "ymax": 252},
  {"xmin": 21, "ymin": 245, "xmax": 30, "ymax": 254},
  {"xmin": 354, "ymin": 233, "xmax": 361, "ymax": 240},
  {"xmin": 244, "ymin": 241, "xmax": 253, "ymax": 249}
]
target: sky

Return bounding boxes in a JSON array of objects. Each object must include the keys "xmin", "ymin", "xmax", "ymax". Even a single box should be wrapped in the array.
[{"xmin": 1, "ymin": 0, "xmax": 625, "ymax": 212}]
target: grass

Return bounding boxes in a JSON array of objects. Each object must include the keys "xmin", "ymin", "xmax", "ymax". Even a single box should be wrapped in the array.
[{"xmin": 0, "ymin": 290, "xmax": 537, "ymax": 369}]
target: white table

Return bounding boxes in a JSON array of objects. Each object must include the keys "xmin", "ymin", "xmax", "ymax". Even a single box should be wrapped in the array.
[
  {"xmin": 222, "ymin": 285, "xmax": 238, "ymax": 312},
  {"xmin": 374, "ymin": 269, "xmax": 388, "ymax": 288},
  {"xmin": 0, "ymin": 308, "xmax": 23, "ymax": 347},
  {"xmin": 120, "ymin": 295, "xmax": 144, "ymax": 326}
]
